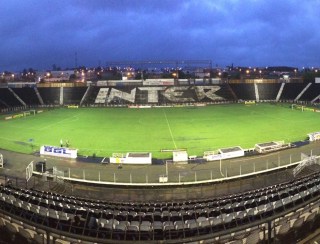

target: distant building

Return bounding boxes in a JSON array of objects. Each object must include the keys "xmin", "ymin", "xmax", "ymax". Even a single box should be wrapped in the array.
[
  {"xmin": 1, "ymin": 72, "xmax": 16, "ymax": 82},
  {"xmin": 38, "ymin": 70, "xmax": 74, "ymax": 82}
]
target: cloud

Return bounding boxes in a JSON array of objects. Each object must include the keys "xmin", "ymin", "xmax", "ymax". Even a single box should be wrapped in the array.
[{"xmin": 0, "ymin": 0, "xmax": 319, "ymax": 71}]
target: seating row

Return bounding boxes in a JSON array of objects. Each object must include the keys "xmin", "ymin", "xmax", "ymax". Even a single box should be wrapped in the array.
[{"xmin": 1, "ymin": 170, "xmax": 320, "ymax": 241}]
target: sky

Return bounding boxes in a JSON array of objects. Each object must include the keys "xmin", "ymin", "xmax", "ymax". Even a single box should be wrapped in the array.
[{"xmin": 1, "ymin": 0, "xmax": 320, "ymax": 71}]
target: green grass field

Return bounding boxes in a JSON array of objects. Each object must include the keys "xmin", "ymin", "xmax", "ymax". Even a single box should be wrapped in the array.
[{"xmin": 0, "ymin": 103, "xmax": 319, "ymax": 158}]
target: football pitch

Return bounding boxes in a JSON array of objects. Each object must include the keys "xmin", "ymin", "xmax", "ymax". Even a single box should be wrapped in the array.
[{"xmin": 0, "ymin": 103, "xmax": 319, "ymax": 159}]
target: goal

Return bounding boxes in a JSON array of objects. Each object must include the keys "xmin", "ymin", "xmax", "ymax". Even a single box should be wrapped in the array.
[
  {"xmin": 291, "ymin": 104, "xmax": 304, "ymax": 111},
  {"xmin": 23, "ymin": 110, "xmax": 36, "ymax": 117}
]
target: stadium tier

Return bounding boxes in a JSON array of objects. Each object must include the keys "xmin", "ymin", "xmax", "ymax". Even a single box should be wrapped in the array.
[
  {"xmin": 37, "ymin": 87, "xmax": 60, "ymax": 105},
  {"xmin": 228, "ymin": 83, "xmax": 256, "ymax": 101},
  {"xmin": 299, "ymin": 83, "xmax": 320, "ymax": 102},
  {"xmin": 63, "ymin": 87, "xmax": 88, "ymax": 105},
  {"xmin": 279, "ymin": 83, "xmax": 308, "ymax": 101},
  {"xmin": 1, "ymin": 82, "xmax": 320, "ymax": 109},
  {"xmin": 11, "ymin": 87, "xmax": 41, "ymax": 106},
  {"xmin": 2, "ymin": 80, "xmax": 320, "ymax": 243},
  {"xmin": 1, "ymin": 168, "xmax": 320, "ymax": 243},
  {"xmin": 257, "ymin": 83, "xmax": 282, "ymax": 101},
  {"xmin": 0, "ymin": 88, "xmax": 23, "ymax": 108}
]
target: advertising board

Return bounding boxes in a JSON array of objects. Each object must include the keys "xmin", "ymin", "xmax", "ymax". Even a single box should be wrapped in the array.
[{"xmin": 40, "ymin": 145, "xmax": 77, "ymax": 159}]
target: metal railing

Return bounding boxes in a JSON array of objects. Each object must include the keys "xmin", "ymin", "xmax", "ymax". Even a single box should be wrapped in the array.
[{"xmin": 32, "ymin": 153, "xmax": 320, "ymax": 187}]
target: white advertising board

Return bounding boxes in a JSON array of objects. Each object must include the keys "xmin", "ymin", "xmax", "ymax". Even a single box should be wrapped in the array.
[
  {"xmin": 308, "ymin": 132, "xmax": 320, "ymax": 141},
  {"xmin": 204, "ymin": 147, "xmax": 244, "ymax": 161},
  {"xmin": 218, "ymin": 149, "xmax": 245, "ymax": 159},
  {"xmin": 40, "ymin": 146, "xmax": 78, "ymax": 159},
  {"xmin": 173, "ymin": 151, "xmax": 188, "ymax": 162},
  {"xmin": 204, "ymin": 154, "xmax": 223, "ymax": 161},
  {"xmin": 110, "ymin": 153, "xmax": 152, "ymax": 165},
  {"xmin": 143, "ymin": 79, "xmax": 175, "ymax": 86}
]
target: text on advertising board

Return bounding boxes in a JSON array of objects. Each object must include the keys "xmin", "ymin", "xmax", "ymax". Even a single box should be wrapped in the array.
[{"xmin": 40, "ymin": 145, "xmax": 77, "ymax": 159}]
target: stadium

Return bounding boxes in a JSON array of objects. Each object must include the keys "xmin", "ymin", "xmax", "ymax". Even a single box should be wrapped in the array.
[{"xmin": 1, "ymin": 75, "xmax": 320, "ymax": 244}]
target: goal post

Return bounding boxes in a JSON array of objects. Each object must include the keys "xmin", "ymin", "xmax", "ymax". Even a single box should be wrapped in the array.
[
  {"xmin": 291, "ymin": 104, "xmax": 304, "ymax": 111},
  {"xmin": 23, "ymin": 110, "xmax": 36, "ymax": 117}
]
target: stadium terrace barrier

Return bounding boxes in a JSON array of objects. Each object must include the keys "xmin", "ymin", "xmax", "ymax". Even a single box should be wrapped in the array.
[
  {"xmin": 32, "ymin": 155, "xmax": 320, "ymax": 187},
  {"xmin": 0, "ymin": 104, "xmax": 60, "ymax": 113}
]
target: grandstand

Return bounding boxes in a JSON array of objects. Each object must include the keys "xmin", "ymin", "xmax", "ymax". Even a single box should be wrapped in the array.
[
  {"xmin": 2, "ymin": 78, "xmax": 320, "ymax": 243},
  {"xmin": 257, "ymin": 83, "xmax": 282, "ymax": 101},
  {"xmin": 1, "ymin": 80, "xmax": 320, "ymax": 111},
  {"xmin": 228, "ymin": 83, "xmax": 256, "ymax": 101},
  {"xmin": 279, "ymin": 83, "xmax": 307, "ymax": 101}
]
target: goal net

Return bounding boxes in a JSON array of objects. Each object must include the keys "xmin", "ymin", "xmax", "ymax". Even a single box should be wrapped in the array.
[
  {"xmin": 23, "ymin": 110, "xmax": 36, "ymax": 117},
  {"xmin": 291, "ymin": 104, "xmax": 304, "ymax": 111}
]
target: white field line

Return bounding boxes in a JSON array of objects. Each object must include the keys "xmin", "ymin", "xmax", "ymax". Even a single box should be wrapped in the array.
[
  {"xmin": 76, "ymin": 147, "xmax": 161, "ymax": 152},
  {"xmin": 163, "ymin": 110, "xmax": 177, "ymax": 149},
  {"xmin": 0, "ymin": 136, "xmax": 19, "ymax": 142},
  {"xmin": 38, "ymin": 115, "xmax": 79, "ymax": 130},
  {"xmin": 0, "ymin": 124, "xmax": 40, "ymax": 132}
]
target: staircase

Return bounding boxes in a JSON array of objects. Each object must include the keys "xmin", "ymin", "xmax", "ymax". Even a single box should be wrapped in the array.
[
  {"xmin": 254, "ymin": 83, "xmax": 259, "ymax": 102},
  {"xmin": 276, "ymin": 83, "xmax": 285, "ymax": 102},
  {"xmin": 60, "ymin": 87, "xmax": 64, "ymax": 105},
  {"xmin": 226, "ymin": 83, "xmax": 238, "ymax": 100},
  {"xmin": 80, "ymin": 86, "xmax": 91, "ymax": 106},
  {"xmin": 0, "ymin": 99, "xmax": 9, "ymax": 108},
  {"xmin": 8, "ymin": 87, "xmax": 26, "ymax": 106},
  {"xmin": 34, "ymin": 87, "xmax": 44, "ymax": 105},
  {"xmin": 294, "ymin": 83, "xmax": 312, "ymax": 102},
  {"xmin": 311, "ymin": 94, "xmax": 320, "ymax": 103}
]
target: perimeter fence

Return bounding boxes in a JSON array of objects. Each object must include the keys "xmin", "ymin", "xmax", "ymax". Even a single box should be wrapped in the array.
[{"xmin": 32, "ymin": 148, "xmax": 320, "ymax": 186}]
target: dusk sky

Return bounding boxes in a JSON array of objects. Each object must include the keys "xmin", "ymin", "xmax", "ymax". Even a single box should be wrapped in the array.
[{"xmin": 1, "ymin": 0, "xmax": 320, "ymax": 71}]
